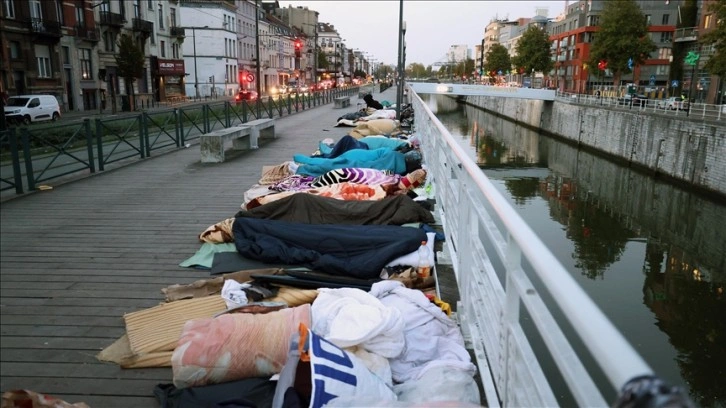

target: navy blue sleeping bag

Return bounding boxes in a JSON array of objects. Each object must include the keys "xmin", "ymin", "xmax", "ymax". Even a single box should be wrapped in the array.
[{"xmin": 232, "ymin": 217, "xmax": 427, "ymax": 279}]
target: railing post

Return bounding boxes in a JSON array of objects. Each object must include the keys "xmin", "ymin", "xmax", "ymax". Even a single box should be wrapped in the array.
[
  {"xmin": 8, "ymin": 128, "xmax": 24, "ymax": 194},
  {"xmin": 203, "ymin": 104, "xmax": 209, "ymax": 134},
  {"xmin": 173, "ymin": 108, "xmax": 181, "ymax": 147},
  {"xmin": 84, "ymin": 119, "xmax": 95, "ymax": 173},
  {"xmin": 242, "ymin": 102, "xmax": 248, "ymax": 123},
  {"xmin": 95, "ymin": 118, "xmax": 105, "ymax": 171},
  {"xmin": 20, "ymin": 128, "xmax": 35, "ymax": 191},
  {"xmin": 140, "ymin": 113, "xmax": 149, "ymax": 158},
  {"xmin": 224, "ymin": 101, "xmax": 231, "ymax": 128}
]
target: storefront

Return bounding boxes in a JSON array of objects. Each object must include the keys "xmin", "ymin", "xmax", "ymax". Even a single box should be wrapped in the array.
[{"xmin": 151, "ymin": 57, "xmax": 185, "ymax": 101}]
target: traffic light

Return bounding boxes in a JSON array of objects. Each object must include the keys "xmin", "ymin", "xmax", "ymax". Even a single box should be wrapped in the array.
[{"xmin": 295, "ymin": 40, "xmax": 302, "ymax": 58}]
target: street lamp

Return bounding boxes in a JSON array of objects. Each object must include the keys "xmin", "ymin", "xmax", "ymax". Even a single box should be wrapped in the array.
[
  {"xmin": 185, "ymin": 25, "xmax": 208, "ymax": 100},
  {"xmin": 396, "ymin": 9, "xmax": 406, "ymax": 119}
]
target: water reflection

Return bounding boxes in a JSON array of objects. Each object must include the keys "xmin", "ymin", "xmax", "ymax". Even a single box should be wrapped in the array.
[{"xmin": 425, "ymin": 94, "xmax": 726, "ymax": 406}]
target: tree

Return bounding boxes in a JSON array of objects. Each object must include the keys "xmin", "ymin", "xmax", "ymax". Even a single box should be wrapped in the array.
[
  {"xmin": 317, "ymin": 51, "xmax": 329, "ymax": 70},
  {"xmin": 484, "ymin": 43, "xmax": 511, "ymax": 78},
  {"xmin": 115, "ymin": 34, "xmax": 144, "ymax": 111},
  {"xmin": 512, "ymin": 25, "xmax": 554, "ymax": 79},
  {"xmin": 587, "ymin": 0, "xmax": 656, "ymax": 87},
  {"xmin": 406, "ymin": 62, "xmax": 427, "ymax": 79},
  {"xmin": 353, "ymin": 69, "xmax": 367, "ymax": 79},
  {"xmin": 701, "ymin": 0, "xmax": 726, "ymax": 78}
]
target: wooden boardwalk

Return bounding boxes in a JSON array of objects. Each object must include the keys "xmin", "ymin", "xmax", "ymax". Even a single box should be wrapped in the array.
[{"xmin": 0, "ymin": 87, "xmax": 461, "ymax": 407}]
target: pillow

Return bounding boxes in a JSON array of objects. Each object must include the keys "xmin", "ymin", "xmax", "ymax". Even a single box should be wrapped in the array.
[{"xmin": 385, "ymin": 232, "xmax": 435, "ymax": 268}]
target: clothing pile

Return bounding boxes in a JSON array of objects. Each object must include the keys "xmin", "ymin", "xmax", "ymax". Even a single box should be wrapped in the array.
[{"xmin": 97, "ymin": 119, "xmax": 481, "ymax": 408}]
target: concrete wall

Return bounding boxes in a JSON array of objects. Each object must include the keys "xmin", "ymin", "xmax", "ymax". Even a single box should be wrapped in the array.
[{"xmin": 465, "ymin": 96, "xmax": 726, "ymax": 198}]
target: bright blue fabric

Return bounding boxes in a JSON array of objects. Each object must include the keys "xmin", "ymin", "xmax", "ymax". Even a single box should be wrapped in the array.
[
  {"xmin": 294, "ymin": 147, "xmax": 407, "ymax": 177},
  {"xmin": 359, "ymin": 136, "xmax": 409, "ymax": 151}
]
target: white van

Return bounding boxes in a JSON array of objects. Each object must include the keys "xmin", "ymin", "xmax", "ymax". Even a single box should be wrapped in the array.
[{"xmin": 4, "ymin": 95, "xmax": 61, "ymax": 125}]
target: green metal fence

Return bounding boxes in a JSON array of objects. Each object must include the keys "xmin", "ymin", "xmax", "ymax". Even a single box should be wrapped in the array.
[{"xmin": 0, "ymin": 86, "xmax": 358, "ymax": 197}]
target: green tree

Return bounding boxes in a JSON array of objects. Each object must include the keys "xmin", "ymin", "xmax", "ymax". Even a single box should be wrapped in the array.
[
  {"xmin": 701, "ymin": 0, "xmax": 726, "ymax": 78},
  {"xmin": 317, "ymin": 51, "xmax": 329, "ymax": 70},
  {"xmin": 587, "ymin": 0, "xmax": 656, "ymax": 86},
  {"xmin": 115, "ymin": 34, "xmax": 144, "ymax": 111},
  {"xmin": 353, "ymin": 69, "xmax": 367, "ymax": 79},
  {"xmin": 512, "ymin": 25, "xmax": 554, "ymax": 80},
  {"xmin": 406, "ymin": 62, "xmax": 427, "ymax": 79},
  {"xmin": 484, "ymin": 43, "xmax": 511, "ymax": 77}
]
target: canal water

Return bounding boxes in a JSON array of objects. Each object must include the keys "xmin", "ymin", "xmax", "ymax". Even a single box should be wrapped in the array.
[{"xmin": 423, "ymin": 94, "xmax": 725, "ymax": 407}]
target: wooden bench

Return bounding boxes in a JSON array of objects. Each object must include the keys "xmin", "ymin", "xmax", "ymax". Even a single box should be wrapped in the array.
[
  {"xmin": 334, "ymin": 96, "xmax": 351, "ymax": 109},
  {"xmin": 200, "ymin": 126, "xmax": 256, "ymax": 163}
]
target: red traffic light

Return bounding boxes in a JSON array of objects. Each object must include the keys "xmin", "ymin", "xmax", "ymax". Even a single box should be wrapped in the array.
[{"xmin": 295, "ymin": 40, "xmax": 302, "ymax": 49}]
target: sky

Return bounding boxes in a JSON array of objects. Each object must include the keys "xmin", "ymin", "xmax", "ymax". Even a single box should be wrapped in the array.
[{"xmin": 277, "ymin": 1, "xmax": 566, "ymax": 67}]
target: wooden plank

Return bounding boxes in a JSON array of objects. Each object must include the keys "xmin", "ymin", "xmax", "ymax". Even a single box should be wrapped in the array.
[
  {"xmin": 1, "ymin": 325, "xmax": 126, "ymax": 338},
  {"xmin": 0, "ymin": 362, "xmax": 170, "ymax": 381},
  {"xmin": 0, "ymin": 377, "xmax": 163, "ymax": 397},
  {"xmin": 0, "ymin": 297, "xmax": 164, "ymax": 308},
  {"xmin": 0, "ymin": 289, "xmax": 170, "ymax": 299},
  {"xmin": 1, "ymin": 336, "xmax": 117, "ymax": 350},
  {"xmin": 1, "ymin": 348, "xmax": 111, "ymax": 364},
  {"xmin": 0, "ymin": 305, "xmax": 148, "ymax": 317},
  {"xmin": 1, "ymin": 315, "xmax": 123, "ymax": 327}
]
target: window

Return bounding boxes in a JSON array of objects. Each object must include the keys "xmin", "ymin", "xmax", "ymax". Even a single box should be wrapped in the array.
[
  {"xmin": 170, "ymin": 8, "xmax": 176, "ymax": 27},
  {"xmin": 99, "ymin": 0, "xmax": 109, "ymax": 13},
  {"xmin": 9, "ymin": 41, "xmax": 20, "ymax": 59},
  {"xmin": 656, "ymin": 65, "xmax": 669, "ymax": 75},
  {"xmin": 158, "ymin": 4, "xmax": 163, "ymax": 29},
  {"xmin": 75, "ymin": 6, "xmax": 84, "ymax": 26},
  {"xmin": 104, "ymin": 31, "xmax": 116, "ymax": 52},
  {"xmin": 704, "ymin": 14, "xmax": 713, "ymax": 29},
  {"xmin": 119, "ymin": 0, "xmax": 125, "ymax": 18},
  {"xmin": 133, "ymin": 0, "xmax": 140, "ymax": 18},
  {"xmin": 657, "ymin": 47, "xmax": 672, "ymax": 60},
  {"xmin": 56, "ymin": 0, "xmax": 64, "ymax": 25},
  {"xmin": 160, "ymin": 40, "xmax": 166, "ymax": 57},
  {"xmin": 30, "ymin": 0, "xmax": 42, "ymax": 19},
  {"xmin": 660, "ymin": 32, "xmax": 673, "ymax": 43},
  {"xmin": 645, "ymin": 14, "xmax": 651, "ymax": 25},
  {"xmin": 3, "ymin": 0, "xmax": 14, "ymax": 19},
  {"xmin": 172, "ymin": 42, "xmax": 180, "ymax": 59},
  {"xmin": 35, "ymin": 44, "xmax": 51, "ymax": 78},
  {"xmin": 147, "ymin": 0, "xmax": 152, "ymax": 9},
  {"xmin": 662, "ymin": 14, "xmax": 669, "ymax": 25},
  {"xmin": 62, "ymin": 46, "xmax": 70, "ymax": 64},
  {"xmin": 80, "ymin": 48, "xmax": 92, "ymax": 79}
]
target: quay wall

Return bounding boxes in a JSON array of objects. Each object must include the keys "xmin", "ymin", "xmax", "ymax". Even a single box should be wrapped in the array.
[{"xmin": 463, "ymin": 95, "xmax": 726, "ymax": 198}]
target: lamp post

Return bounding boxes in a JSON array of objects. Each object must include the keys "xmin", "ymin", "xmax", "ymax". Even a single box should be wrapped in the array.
[
  {"xmin": 396, "ymin": 5, "xmax": 406, "ymax": 119},
  {"xmin": 187, "ymin": 26, "xmax": 208, "ymax": 99},
  {"xmin": 254, "ymin": 0, "xmax": 261, "ymax": 117}
]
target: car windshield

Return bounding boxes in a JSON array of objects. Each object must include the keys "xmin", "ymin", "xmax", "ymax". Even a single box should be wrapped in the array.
[{"xmin": 6, "ymin": 97, "xmax": 29, "ymax": 107}]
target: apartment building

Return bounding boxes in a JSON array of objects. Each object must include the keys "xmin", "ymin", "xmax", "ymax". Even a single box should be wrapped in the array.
[
  {"xmin": 1, "ymin": 0, "xmax": 64, "ymax": 104},
  {"xmin": 271, "ymin": 4, "xmax": 319, "ymax": 86},
  {"xmin": 547, "ymin": 0, "xmax": 680, "ymax": 94}
]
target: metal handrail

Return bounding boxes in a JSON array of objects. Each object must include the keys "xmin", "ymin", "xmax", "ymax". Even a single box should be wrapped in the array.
[{"xmin": 409, "ymin": 86, "xmax": 652, "ymax": 407}]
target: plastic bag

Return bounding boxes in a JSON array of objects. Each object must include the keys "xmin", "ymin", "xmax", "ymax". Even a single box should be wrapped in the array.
[{"xmin": 272, "ymin": 323, "xmax": 397, "ymax": 408}]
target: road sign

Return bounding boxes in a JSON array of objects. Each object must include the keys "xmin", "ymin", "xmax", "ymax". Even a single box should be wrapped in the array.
[
  {"xmin": 649, "ymin": 75, "xmax": 656, "ymax": 86},
  {"xmin": 671, "ymin": 80, "xmax": 679, "ymax": 87}
]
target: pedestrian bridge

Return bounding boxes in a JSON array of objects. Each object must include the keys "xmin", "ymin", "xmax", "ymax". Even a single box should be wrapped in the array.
[{"xmin": 409, "ymin": 82, "xmax": 556, "ymax": 100}]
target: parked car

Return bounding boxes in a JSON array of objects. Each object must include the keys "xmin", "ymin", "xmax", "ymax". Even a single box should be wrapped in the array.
[
  {"xmin": 656, "ymin": 96, "xmax": 689, "ymax": 110},
  {"xmin": 297, "ymin": 84, "xmax": 310, "ymax": 95},
  {"xmin": 4, "ymin": 95, "xmax": 61, "ymax": 125},
  {"xmin": 235, "ymin": 89, "xmax": 258, "ymax": 104},
  {"xmin": 617, "ymin": 93, "xmax": 649, "ymax": 107}
]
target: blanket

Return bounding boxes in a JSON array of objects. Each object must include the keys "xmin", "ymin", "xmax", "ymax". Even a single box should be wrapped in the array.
[
  {"xmin": 232, "ymin": 218, "xmax": 427, "ymax": 279},
  {"xmin": 349, "ymin": 119, "xmax": 399, "ymax": 139},
  {"xmin": 236, "ymin": 194, "xmax": 435, "ymax": 225},
  {"xmin": 293, "ymin": 147, "xmax": 407, "ymax": 177}
]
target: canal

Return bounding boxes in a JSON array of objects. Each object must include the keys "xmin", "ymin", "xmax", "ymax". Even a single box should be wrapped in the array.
[{"xmin": 423, "ymin": 94, "xmax": 725, "ymax": 407}]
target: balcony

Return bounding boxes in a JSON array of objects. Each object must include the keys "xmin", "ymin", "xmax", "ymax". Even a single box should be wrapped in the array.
[
  {"xmin": 75, "ymin": 25, "xmax": 100, "ymax": 42},
  {"xmin": 26, "ymin": 18, "xmax": 62, "ymax": 37},
  {"xmin": 674, "ymin": 27, "xmax": 698, "ymax": 42},
  {"xmin": 99, "ymin": 11, "xmax": 126, "ymax": 27},
  {"xmin": 170, "ymin": 26, "xmax": 185, "ymax": 38},
  {"xmin": 132, "ymin": 18, "xmax": 153, "ymax": 34}
]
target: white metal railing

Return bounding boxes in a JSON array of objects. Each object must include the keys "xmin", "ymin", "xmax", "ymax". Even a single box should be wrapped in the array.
[
  {"xmin": 554, "ymin": 91, "xmax": 725, "ymax": 121},
  {"xmin": 409, "ymin": 87, "xmax": 652, "ymax": 407}
]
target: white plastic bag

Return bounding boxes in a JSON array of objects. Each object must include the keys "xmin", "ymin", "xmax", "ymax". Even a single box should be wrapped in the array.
[{"xmin": 221, "ymin": 279, "xmax": 250, "ymax": 309}]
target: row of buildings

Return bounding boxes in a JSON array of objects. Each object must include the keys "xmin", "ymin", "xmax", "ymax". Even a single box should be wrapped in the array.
[
  {"xmin": 0, "ymin": 0, "xmax": 376, "ymax": 113},
  {"xmin": 457, "ymin": 0, "xmax": 720, "ymax": 104}
]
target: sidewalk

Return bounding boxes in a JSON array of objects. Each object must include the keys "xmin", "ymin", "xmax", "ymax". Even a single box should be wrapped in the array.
[{"xmin": 0, "ymin": 86, "xmax": 401, "ymax": 407}]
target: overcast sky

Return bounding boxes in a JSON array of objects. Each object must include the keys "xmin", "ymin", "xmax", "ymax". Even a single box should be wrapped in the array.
[{"xmin": 277, "ymin": 1, "xmax": 566, "ymax": 67}]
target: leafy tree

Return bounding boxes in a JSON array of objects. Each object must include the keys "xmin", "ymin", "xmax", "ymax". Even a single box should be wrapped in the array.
[
  {"xmin": 353, "ymin": 69, "xmax": 367, "ymax": 79},
  {"xmin": 587, "ymin": 0, "xmax": 656, "ymax": 86},
  {"xmin": 115, "ymin": 34, "xmax": 144, "ymax": 111},
  {"xmin": 701, "ymin": 0, "xmax": 726, "ymax": 78},
  {"xmin": 512, "ymin": 25, "xmax": 554, "ymax": 78},
  {"xmin": 484, "ymin": 43, "xmax": 511, "ymax": 76},
  {"xmin": 317, "ymin": 51, "xmax": 329, "ymax": 70},
  {"xmin": 406, "ymin": 62, "xmax": 428, "ymax": 78},
  {"xmin": 453, "ymin": 58, "xmax": 475, "ymax": 78}
]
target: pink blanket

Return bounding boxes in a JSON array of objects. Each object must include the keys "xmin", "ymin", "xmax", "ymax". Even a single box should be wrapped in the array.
[{"xmin": 172, "ymin": 304, "xmax": 311, "ymax": 388}]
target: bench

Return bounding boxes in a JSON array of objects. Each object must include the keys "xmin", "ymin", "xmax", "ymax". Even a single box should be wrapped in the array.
[
  {"xmin": 334, "ymin": 96, "xmax": 351, "ymax": 109},
  {"xmin": 199, "ymin": 118, "xmax": 276, "ymax": 163}
]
